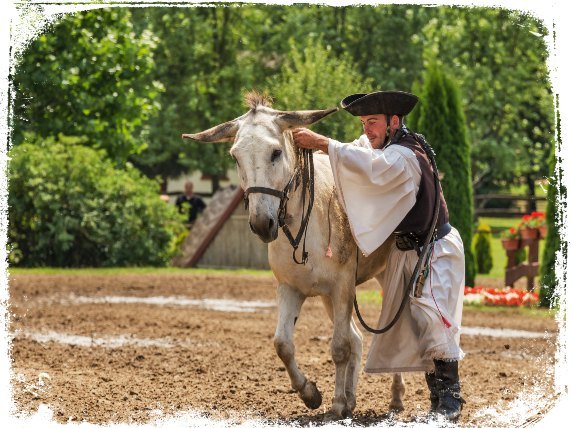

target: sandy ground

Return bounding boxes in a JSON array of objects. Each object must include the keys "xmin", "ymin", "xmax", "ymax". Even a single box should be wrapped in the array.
[{"xmin": 8, "ymin": 272, "xmax": 559, "ymax": 426}]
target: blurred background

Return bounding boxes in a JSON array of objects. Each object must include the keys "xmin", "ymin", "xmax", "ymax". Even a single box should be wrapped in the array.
[{"xmin": 7, "ymin": 4, "xmax": 560, "ymax": 306}]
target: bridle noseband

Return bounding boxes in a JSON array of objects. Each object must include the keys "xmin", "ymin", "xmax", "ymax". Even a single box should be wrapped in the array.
[{"xmin": 243, "ymin": 149, "xmax": 315, "ymax": 264}]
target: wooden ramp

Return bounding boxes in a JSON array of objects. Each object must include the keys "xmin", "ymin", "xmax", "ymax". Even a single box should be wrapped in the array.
[{"xmin": 172, "ymin": 186, "xmax": 270, "ymax": 269}]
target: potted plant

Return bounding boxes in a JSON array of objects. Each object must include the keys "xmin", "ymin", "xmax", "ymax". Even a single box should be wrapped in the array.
[
  {"xmin": 501, "ymin": 227, "xmax": 521, "ymax": 250},
  {"xmin": 519, "ymin": 213, "xmax": 539, "ymax": 240},
  {"xmin": 533, "ymin": 211, "xmax": 548, "ymax": 238}
]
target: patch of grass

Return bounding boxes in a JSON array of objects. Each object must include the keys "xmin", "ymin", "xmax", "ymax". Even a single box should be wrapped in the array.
[
  {"xmin": 479, "ymin": 216, "xmax": 521, "ymax": 232},
  {"xmin": 464, "ymin": 303, "xmax": 557, "ymax": 318},
  {"xmin": 8, "ymin": 266, "xmax": 274, "ymax": 277},
  {"xmin": 356, "ymin": 289, "xmax": 382, "ymax": 305}
]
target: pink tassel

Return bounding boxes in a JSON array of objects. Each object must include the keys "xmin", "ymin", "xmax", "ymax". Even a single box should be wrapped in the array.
[
  {"xmin": 441, "ymin": 316, "xmax": 452, "ymax": 328},
  {"xmin": 325, "ymin": 246, "xmax": 333, "ymax": 258}
]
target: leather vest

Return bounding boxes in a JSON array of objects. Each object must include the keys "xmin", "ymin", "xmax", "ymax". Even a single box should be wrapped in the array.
[{"xmin": 390, "ymin": 133, "xmax": 449, "ymax": 240}]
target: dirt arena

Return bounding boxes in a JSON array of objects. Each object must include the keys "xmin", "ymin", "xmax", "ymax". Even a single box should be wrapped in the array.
[{"xmin": 8, "ymin": 271, "xmax": 559, "ymax": 426}]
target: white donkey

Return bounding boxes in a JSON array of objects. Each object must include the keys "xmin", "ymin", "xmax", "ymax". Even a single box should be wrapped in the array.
[{"xmin": 183, "ymin": 92, "xmax": 404, "ymax": 418}]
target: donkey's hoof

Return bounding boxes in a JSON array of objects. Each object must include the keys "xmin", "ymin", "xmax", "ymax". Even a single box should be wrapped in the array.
[
  {"xmin": 389, "ymin": 401, "xmax": 405, "ymax": 412},
  {"xmin": 299, "ymin": 380, "xmax": 322, "ymax": 409},
  {"xmin": 345, "ymin": 392, "xmax": 357, "ymax": 413},
  {"xmin": 329, "ymin": 402, "xmax": 352, "ymax": 419}
]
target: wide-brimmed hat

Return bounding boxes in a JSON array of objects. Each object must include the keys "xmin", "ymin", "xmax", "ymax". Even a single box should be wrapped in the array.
[{"xmin": 341, "ymin": 90, "xmax": 418, "ymax": 116}]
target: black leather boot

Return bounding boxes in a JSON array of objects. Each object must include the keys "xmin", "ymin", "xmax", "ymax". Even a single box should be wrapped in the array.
[
  {"xmin": 433, "ymin": 359, "xmax": 465, "ymax": 421},
  {"xmin": 424, "ymin": 371, "xmax": 439, "ymax": 412}
]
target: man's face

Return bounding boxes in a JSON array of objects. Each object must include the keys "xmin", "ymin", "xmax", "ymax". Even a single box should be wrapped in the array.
[{"xmin": 360, "ymin": 114, "xmax": 388, "ymax": 149}]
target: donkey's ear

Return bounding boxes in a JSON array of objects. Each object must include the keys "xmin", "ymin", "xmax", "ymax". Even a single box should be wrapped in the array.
[
  {"xmin": 275, "ymin": 107, "xmax": 338, "ymax": 130},
  {"xmin": 182, "ymin": 119, "xmax": 240, "ymax": 143}
]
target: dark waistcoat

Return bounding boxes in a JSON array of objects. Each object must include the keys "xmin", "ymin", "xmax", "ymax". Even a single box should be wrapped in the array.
[{"xmin": 390, "ymin": 133, "xmax": 449, "ymax": 240}]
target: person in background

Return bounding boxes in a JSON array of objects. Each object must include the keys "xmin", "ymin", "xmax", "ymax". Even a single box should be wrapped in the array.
[{"xmin": 175, "ymin": 181, "xmax": 206, "ymax": 228}]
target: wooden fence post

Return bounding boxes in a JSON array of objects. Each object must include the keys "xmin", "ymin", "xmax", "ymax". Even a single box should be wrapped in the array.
[{"xmin": 504, "ymin": 233, "xmax": 541, "ymax": 290}]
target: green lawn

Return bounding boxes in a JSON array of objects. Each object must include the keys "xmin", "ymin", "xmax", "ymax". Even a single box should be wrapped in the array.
[{"xmin": 8, "ymin": 266, "xmax": 274, "ymax": 276}]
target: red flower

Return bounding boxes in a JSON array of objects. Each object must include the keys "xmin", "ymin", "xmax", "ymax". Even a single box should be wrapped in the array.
[{"xmin": 465, "ymin": 286, "xmax": 539, "ymax": 307}]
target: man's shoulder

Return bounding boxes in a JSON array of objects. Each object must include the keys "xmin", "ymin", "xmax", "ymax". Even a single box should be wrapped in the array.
[{"xmin": 385, "ymin": 139, "xmax": 418, "ymax": 158}]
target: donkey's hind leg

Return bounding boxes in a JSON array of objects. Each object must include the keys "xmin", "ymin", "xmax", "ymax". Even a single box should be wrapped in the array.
[
  {"xmin": 328, "ymin": 282, "xmax": 357, "ymax": 418},
  {"xmin": 321, "ymin": 295, "xmax": 363, "ymax": 415},
  {"xmin": 389, "ymin": 372, "xmax": 405, "ymax": 411},
  {"xmin": 274, "ymin": 283, "xmax": 322, "ymax": 410}
]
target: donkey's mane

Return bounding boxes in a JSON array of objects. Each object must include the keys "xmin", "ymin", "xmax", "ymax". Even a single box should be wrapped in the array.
[{"xmin": 244, "ymin": 90, "xmax": 273, "ymax": 110}]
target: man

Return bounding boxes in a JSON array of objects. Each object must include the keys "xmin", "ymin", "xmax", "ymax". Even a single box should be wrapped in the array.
[
  {"xmin": 175, "ymin": 181, "xmax": 206, "ymax": 228},
  {"xmin": 292, "ymin": 91, "xmax": 465, "ymax": 421}
]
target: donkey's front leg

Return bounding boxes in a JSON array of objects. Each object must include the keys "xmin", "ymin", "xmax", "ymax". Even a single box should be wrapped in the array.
[{"xmin": 273, "ymin": 283, "xmax": 322, "ymax": 410}]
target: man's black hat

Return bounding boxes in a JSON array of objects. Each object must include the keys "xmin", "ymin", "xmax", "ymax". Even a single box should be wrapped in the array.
[{"xmin": 341, "ymin": 90, "xmax": 418, "ymax": 116}]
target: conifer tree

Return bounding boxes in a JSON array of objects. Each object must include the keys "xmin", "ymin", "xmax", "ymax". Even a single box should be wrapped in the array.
[
  {"xmin": 539, "ymin": 109, "xmax": 565, "ymax": 308},
  {"xmin": 408, "ymin": 63, "xmax": 477, "ymax": 286}
]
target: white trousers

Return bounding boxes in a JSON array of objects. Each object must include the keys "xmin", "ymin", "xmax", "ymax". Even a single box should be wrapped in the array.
[{"xmin": 364, "ymin": 227, "xmax": 465, "ymax": 374}]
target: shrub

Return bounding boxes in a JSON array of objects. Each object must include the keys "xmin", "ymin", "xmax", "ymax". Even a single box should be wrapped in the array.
[
  {"xmin": 472, "ymin": 223, "xmax": 493, "ymax": 274},
  {"xmin": 8, "ymin": 134, "xmax": 186, "ymax": 267}
]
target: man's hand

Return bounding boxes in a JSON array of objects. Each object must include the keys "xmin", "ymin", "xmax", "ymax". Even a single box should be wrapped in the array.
[{"xmin": 292, "ymin": 128, "xmax": 329, "ymax": 154}]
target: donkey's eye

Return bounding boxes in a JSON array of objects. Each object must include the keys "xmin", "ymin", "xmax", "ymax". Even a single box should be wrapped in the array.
[{"xmin": 271, "ymin": 149, "xmax": 282, "ymax": 162}]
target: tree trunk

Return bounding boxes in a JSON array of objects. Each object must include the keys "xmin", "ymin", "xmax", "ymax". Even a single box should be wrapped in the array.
[
  {"xmin": 160, "ymin": 176, "xmax": 168, "ymax": 194},
  {"xmin": 211, "ymin": 176, "xmax": 220, "ymax": 194},
  {"xmin": 526, "ymin": 174, "xmax": 537, "ymax": 213}
]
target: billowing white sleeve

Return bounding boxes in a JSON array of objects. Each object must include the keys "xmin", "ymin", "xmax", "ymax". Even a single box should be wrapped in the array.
[{"xmin": 328, "ymin": 136, "xmax": 421, "ymax": 256}]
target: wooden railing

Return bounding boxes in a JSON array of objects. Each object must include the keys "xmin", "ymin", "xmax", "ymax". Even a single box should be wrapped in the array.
[{"xmin": 474, "ymin": 194, "xmax": 547, "ymax": 218}]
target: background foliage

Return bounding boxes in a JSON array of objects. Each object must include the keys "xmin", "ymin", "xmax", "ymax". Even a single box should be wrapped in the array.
[
  {"xmin": 268, "ymin": 38, "xmax": 372, "ymax": 141},
  {"xmin": 12, "ymin": 9, "xmax": 161, "ymax": 165},
  {"xmin": 539, "ymin": 109, "xmax": 565, "ymax": 308},
  {"xmin": 409, "ymin": 63, "xmax": 477, "ymax": 286},
  {"xmin": 9, "ymin": 4, "xmax": 558, "ymax": 275},
  {"xmin": 8, "ymin": 134, "xmax": 185, "ymax": 267}
]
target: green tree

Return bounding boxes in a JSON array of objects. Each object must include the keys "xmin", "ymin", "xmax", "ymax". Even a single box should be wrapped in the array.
[
  {"xmin": 267, "ymin": 37, "xmax": 373, "ymax": 141},
  {"xmin": 420, "ymin": 7, "xmax": 554, "ymax": 198},
  {"xmin": 11, "ymin": 8, "xmax": 161, "ymax": 164},
  {"xmin": 409, "ymin": 63, "xmax": 477, "ymax": 286},
  {"xmin": 270, "ymin": 5, "xmax": 431, "ymax": 92},
  {"xmin": 539, "ymin": 109, "xmax": 566, "ymax": 308},
  {"xmin": 130, "ymin": 6, "xmax": 290, "ymax": 190},
  {"xmin": 8, "ymin": 134, "xmax": 185, "ymax": 267}
]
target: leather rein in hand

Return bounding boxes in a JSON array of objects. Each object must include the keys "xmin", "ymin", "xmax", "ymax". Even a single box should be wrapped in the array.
[{"xmin": 243, "ymin": 148, "xmax": 315, "ymax": 265}]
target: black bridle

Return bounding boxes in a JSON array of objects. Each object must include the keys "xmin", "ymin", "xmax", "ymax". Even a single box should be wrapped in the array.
[{"xmin": 243, "ymin": 148, "xmax": 315, "ymax": 264}]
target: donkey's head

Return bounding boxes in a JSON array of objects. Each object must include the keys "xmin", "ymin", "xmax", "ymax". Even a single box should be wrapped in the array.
[{"xmin": 182, "ymin": 91, "xmax": 336, "ymax": 243}]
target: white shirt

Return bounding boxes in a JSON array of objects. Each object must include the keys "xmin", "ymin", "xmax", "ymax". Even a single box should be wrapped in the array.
[{"xmin": 328, "ymin": 135, "xmax": 422, "ymax": 256}]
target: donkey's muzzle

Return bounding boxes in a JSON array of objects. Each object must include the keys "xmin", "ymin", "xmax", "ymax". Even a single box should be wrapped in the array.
[{"xmin": 249, "ymin": 215, "xmax": 278, "ymax": 243}]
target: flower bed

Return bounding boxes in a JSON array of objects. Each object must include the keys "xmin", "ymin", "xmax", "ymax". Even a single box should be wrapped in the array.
[{"xmin": 464, "ymin": 286, "xmax": 539, "ymax": 307}]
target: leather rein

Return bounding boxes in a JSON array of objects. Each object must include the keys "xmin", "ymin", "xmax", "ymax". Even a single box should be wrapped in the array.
[
  {"xmin": 352, "ymin": 129, "xmax": 442, "ymax": 335},
  {"xmin": 243, "ymin": 149, "xmax": 315, "ymax": 264}
]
